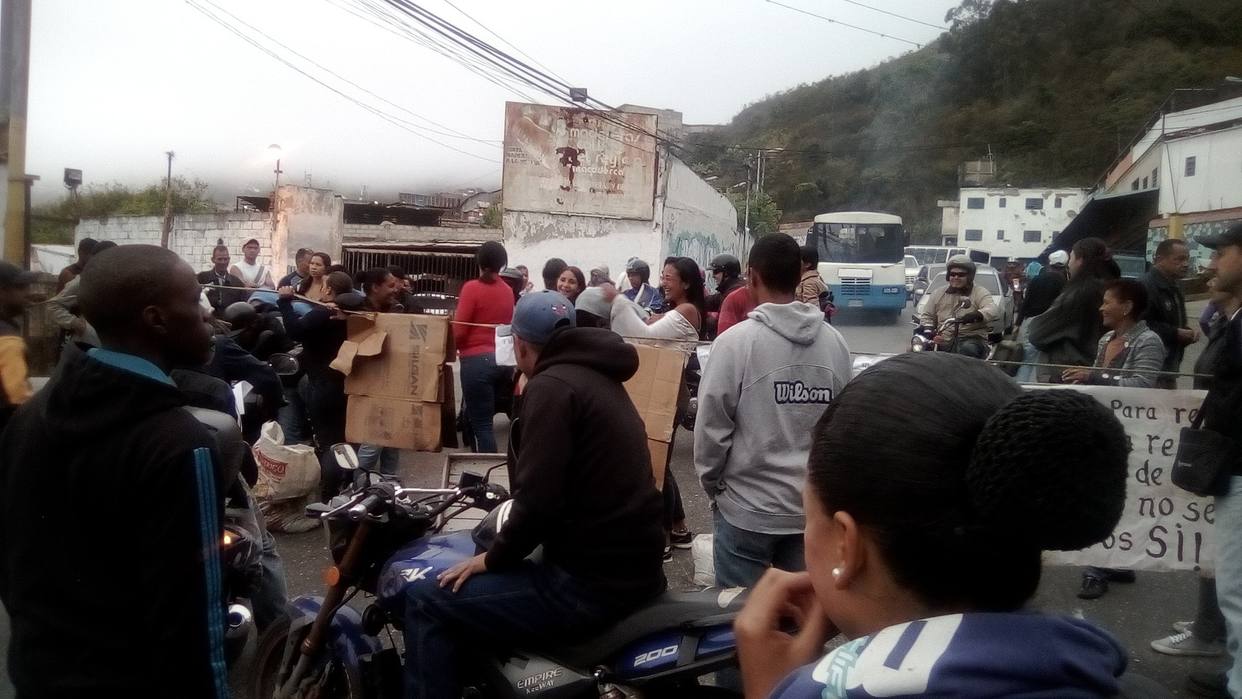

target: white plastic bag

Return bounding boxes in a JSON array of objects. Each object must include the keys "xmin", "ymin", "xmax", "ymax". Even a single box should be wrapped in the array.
[
  {"xmin": 692, "ymin": 533, "xmax": 715, "ymax": 587},
  {"xmin": 495, "ymin": 328, "xmax": 516, "ymax": 366},
  {"xmin": 252, "ymin": 421, "xmax": 319, "ymax": 503}
]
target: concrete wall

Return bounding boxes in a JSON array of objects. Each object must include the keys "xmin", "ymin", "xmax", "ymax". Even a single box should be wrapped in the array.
[
  {"xmin": 957, "ymin": 187, "xmax": 1087, "ymax": 261},
  {"xmin": 503, "ymin": 154, "xmax": 739, "ymax": 288},
  {"xmin": 661, "ymin": 158, "xmax": 741, "ymax": 267},
  {"xmin": 273, "ymin": 185, "xmax": 343, "ymax": 275},
  {"xmin": 75, "ymin": 212, "xmax": 274, "ymax": 273}
]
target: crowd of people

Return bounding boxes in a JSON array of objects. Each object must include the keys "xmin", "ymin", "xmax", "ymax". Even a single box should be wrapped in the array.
[{"xmin": 0, "ymin": 223, "xmax": 1238, "ymax": 697}]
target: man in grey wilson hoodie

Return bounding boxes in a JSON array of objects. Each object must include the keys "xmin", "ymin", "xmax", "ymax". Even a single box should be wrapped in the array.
[{"xmin": 694, "ymin": 233, "xmax": 852, "ymax": 588}]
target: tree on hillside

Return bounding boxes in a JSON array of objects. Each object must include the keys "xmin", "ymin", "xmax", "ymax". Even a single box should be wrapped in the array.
[
  {"xmin": 945, "ymin": 0, "xmax": 997, "ymax": 30},
  {"xmin": 727, "ymin": 190, "xmax": 782, "ymax": 237},
  {"xmin": 32, "ymin": 177, "xmax": 216, "ymax": 244}
]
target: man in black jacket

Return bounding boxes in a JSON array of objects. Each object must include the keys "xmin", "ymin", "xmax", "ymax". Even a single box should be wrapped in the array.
[
  {"xmin": 0, "ymin": 245, "xmax": 228, "ymax": 698},
  {"xmin": 706, "ymin": 253, "xmax": 745, "ymax": 339},
  {"xmin": 1196, "ymin": 224, "xmax": 1242, "ymax": 697},
  {"xmin": 1143, "ymin": 238, "xmax": 1198, "ymax": 388},
  {"xmin": 401, "ymin": 290, "xmax": 666, "ymax": 699}
]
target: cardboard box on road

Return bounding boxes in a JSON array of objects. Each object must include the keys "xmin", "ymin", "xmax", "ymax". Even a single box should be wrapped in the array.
[{"xmin": 331, "ymin": 313, "xmax": 451, "ymax": 451}]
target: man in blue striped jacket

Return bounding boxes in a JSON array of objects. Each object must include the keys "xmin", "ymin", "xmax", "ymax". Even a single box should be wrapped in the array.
[{"xmin": 0, "ymin": 245, "xmax": 229, "ymax": 699}]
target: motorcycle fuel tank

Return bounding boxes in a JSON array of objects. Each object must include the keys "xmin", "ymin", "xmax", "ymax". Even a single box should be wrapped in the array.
[{"xmin": 376, "ymin": 530, "xmax": 477, "ymax": 604}]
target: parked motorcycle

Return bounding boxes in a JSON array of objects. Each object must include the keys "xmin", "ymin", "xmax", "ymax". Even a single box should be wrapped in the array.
[{"xmin": 252, "ymin": 446, "xmax": 745, "ymax": 698}]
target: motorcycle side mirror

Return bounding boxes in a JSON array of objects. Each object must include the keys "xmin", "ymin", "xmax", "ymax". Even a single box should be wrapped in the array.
[
  {"xmin": 332, "ymin": 443, "xmax": 360, "ymax": 471},
  {"xmin": 914, "ymin": 288, "xmax": 924, "ymax": 297}
]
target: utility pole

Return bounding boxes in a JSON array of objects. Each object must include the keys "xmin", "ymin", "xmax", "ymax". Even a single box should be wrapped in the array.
[
  {"xmin": 160, "ymin": 151, "xmax": 175, "ymax": 248},
  {"xmin": 1, "ymin": 0, "xmax": 33, "ymax": 264},
  {"xmin": 743, "ymin": 156, "xmax": 753, "ymax": 248}
]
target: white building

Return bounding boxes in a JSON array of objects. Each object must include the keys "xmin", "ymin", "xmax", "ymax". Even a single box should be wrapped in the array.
[
  {"xmin": 1090, "ymin": 93, "xmax": 1242, "ymax": 267},
  {"xmin": 955, "ymin": 187, "xmax": 1088, "ymax": 265}
]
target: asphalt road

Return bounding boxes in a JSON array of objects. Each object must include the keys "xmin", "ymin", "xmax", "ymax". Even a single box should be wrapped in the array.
[{"xmin": 1, "ymin": 299, "xmax": 1221, "ymax": 697}]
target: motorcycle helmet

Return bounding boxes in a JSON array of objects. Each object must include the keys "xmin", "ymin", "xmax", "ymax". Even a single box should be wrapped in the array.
[
  {"xmin": 946, "ymin": 254, "xmax": 977, "ymax": 285},
  {"xmin": 709, "ymin": 253, "xmax": 741, "ymax": 279},
  {"xmin": 625, "ymin": 257, "xmax": 651, "ymax": 283}
]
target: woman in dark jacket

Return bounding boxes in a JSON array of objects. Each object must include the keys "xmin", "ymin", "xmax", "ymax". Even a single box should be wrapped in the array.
[
  {"xmin": 1028, "ymin": 237, "xmax": 1121, "ymax": 382},
  {"xmin": 277, "ymin": 271, "xmax": 358, "ymax": 500}
]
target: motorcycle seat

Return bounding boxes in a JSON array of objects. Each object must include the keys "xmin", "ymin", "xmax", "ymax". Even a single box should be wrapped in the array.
[{"xmin": 539, "ymin": 587, "xmax": 747, "ymax": 669}]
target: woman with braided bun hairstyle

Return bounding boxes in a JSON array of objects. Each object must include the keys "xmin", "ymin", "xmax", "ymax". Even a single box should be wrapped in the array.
[{"xmin": 736, "ymin": 352, "xmax": 1146, "ymax": 699}]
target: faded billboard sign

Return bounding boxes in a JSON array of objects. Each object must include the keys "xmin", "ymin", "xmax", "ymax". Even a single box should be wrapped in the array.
[{"xmin": 503, "ymin": 102, "xmax": 658, "ymax": 220}]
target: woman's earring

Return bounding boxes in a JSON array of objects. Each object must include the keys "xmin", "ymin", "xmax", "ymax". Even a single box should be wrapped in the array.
[{"xmin": 832, "ymin": 567, "xmax": 842, "ymax": 578}]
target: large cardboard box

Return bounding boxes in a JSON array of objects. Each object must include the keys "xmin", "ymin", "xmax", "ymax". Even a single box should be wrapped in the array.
[
  {"xmin": 623, "ymin": 343, "xmax": 687, "ymax": 489},
  {"xmin": 331, "ymin": 313, "xmax": 451, "ymax": 450}
]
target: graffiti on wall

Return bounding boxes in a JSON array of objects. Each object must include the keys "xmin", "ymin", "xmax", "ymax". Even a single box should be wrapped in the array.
[{"xmin": 669, "ymin": 230, "xmax": 728, "ymax": 267}]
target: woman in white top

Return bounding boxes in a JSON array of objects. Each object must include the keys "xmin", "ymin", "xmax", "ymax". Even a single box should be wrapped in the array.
[
  {"xmin": 230, "ymin": 238, "xmax": 275, "ymax": 290},
  {"xmin": 606, "ymin": 256, "xmax": 706, "ymax": 557}
]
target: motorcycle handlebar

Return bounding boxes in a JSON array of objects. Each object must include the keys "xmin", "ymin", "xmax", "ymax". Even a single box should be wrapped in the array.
[{"xmin": 347, "ymin": 494, "xmax": 384, "ymax": 521}]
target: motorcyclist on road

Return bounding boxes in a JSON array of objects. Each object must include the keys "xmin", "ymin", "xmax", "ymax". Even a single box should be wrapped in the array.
[
  {"xmin": 917, "ymin": 255, "xmax": 998, "ymax": 359},
  {"xmin": 706, "ymin": 253, "xmax": 744, "ymax": 339}
]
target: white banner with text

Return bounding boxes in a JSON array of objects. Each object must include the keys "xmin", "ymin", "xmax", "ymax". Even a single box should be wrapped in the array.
[{"xmin": 1038, "ymin": 385, "xmax": 1215, "ymax": 572}]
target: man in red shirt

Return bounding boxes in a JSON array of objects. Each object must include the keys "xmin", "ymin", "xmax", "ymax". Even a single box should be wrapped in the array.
[
  {"xmin": 717, "ymin": 285, "xmax": 757, "ymax": 336},
  {"xmin": 454, "ymin": 241, "xmax": 516, "ymax": 452}
]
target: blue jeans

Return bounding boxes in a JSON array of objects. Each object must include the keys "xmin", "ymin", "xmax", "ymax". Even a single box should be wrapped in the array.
[
  {"xmin": 712, "ymin": 509, "xmax": 805, "ymax": 589},
  {"xmin": 253, "ymin": 524, "xmax": 289, "ymax": 632},
  {"xmin": 459, "ymin": 353, "xmax": 510, "ymax": 453},
  {"xmin": 1216, "ymin": 476, "xmax": 1242, "ymax": 696},
  {"xmin": 357, "ymin": 444, "xmax": 399, "ymax": 475},
  {"xmin": 401, "ymin": 562, "xmax": 621, "ymax": 699},
  {"xmin": 276, "ymin": 382, "xmax": 312, "ymax": 445}
]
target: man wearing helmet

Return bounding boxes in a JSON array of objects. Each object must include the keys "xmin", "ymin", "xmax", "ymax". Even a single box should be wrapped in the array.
[
  {"xmin": 623, "ymin": 257, "xmax": 665, "ymax": 313},
  {"xmin": 918, "ymin": 255, "xmax": 999, "ymax": 359},
  {"xmin": 706, "ymin": 253, "xmax": 745, "ymax": 340}
]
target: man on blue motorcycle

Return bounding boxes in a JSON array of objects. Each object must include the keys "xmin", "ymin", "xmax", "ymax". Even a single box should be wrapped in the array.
[{"xmin": 400, "ymin": 290, "xmax": 668, "ymax": 699}]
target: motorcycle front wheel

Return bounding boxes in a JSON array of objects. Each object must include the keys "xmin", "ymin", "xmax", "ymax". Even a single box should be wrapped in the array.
[{"xmin": 251, "ymin": 611, "xmax": 364, "ymax": 699}]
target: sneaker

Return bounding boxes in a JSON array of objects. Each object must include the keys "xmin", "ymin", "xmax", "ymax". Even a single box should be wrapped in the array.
[
  {"xmin": 1174, "ymin": 620, "xmax": 1195, "ymax": 634},
  {"xmin": 670, "ymin": 528, "xmax": 694, "ymax": 550},
  {"xmin": 1151, "ymin": 631, "xmax": 1224, "ymax": 657},
  {"xmin": 1078, "ymin": 575, "xmax": 1108, "ymax": 600},
  {"xmin": 1187, "ymin": 671, "xmax": 1229, "ymax": 698},
  {"xmin": 662, "ymin": 545, "xmax": 673, "ymax": 563}
]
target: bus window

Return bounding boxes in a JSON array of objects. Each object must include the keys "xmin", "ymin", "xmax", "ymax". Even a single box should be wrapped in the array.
[{"xmin": 812, "ymin": 223, "xmax": 904, "ymax": 264}]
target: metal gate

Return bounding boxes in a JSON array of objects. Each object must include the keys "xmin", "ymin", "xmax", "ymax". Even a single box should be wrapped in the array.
[{"xmin": 341, "ymin": 246, "xmax": 479, "ymax": 295}]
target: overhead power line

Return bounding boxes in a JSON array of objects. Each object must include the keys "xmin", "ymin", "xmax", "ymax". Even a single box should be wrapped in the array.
[
  {"xmin": 765, "ymin": 0, "xmax": 925, "ymax": 47},
  {"xmin": 202, "ymin": 0, "xmax": 500, "ymax": 145},
  {"xmin": 184, "ymin": 0, "xmax": 501, "ymax": 163},
  {"xmin": 832, "ymin": 0, "xmax": 948, "ymax": 31},
  {"xmin": 439, "ymin": 0, "xmax": 570, "ymax": 85}
]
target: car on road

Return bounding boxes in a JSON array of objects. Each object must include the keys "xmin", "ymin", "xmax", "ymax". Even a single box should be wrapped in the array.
[
  {"xmin": 911, "ymin": 265, "xmax": 1015, "ymax": 339},
  {"xmin": 904, "ymin": 255, "xmax": 919, "ymax": 296},
  {"xmin": 911, "ymin": 263, "xmax": 945, "ymax": 303}
]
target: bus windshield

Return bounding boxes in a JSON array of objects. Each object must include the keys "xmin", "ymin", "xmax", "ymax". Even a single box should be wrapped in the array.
[{"xmin": 811, "ymin": 222, "xmax": 904, "ymax": 264}]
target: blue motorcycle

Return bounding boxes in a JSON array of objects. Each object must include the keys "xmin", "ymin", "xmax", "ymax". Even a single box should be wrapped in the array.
[{"xmin": 252, "ymin": 446, "xmax": 745, "ymax": 698}]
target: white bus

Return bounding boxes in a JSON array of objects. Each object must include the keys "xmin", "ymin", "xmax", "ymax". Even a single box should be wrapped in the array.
[
  {"xmin": 806, "ymin": 212, "xmax": 908, "ymax": 318},
  {"xmin": 905, "ymin": 245, "xmax": 992, "ymax": 267}
]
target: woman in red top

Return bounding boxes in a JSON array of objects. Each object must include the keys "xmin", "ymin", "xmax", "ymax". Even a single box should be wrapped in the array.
[{"xmin": 454, "ymin": 241, "xmax": 516, "ymax": 453}]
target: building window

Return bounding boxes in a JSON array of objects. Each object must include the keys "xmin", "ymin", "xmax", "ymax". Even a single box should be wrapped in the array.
[
  {"xmin": 1152, "ymin": 167, "xmax": 1159, "ymax": 187},
  {"xmin": 1023, "ymin": 230, "xmax": 1042, "ymax": 243},
  {"xmin": 1185, "ymin": 156, "xmax": 1196, "ymax": 177},
  {"xmin": 1132, "ymin": 180, "xmax": 1140, "ymax": 191},
  {"xmin": 965, "ymin": 229, "xmax": 983, "ymax": 241},
  {"xmin": 1055, "ymin": 197, "xmax": 1063, "ymax": 208},
  {"xmin": 996, "ymin": 230, "xmax": 1005, "ymax": 241},
  {"xmin": 999, "ymin": 198, "xmax": 1007, "ymax": 208},
  {"xmin": 1025, "ymin": 198, "xmax": 1044, "ymax": 210},
  {"xmin": 1142, "ymin": 176, "xmax": 1149, "ymax": 188},
  {"xmin": 966, "ymin": 197, "xmax": 985, "ymax": 209}
]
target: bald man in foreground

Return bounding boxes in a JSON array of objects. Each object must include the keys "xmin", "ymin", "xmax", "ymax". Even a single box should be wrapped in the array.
[{"xmin": 0, "ymin": 245, "xmax": 229, "ymax": 698}]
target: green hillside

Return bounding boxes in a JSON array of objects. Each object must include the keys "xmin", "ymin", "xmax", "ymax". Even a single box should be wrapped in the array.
[{"xmin": 686, "ymin": 0, "xmax": 1242, "ymax": 241}]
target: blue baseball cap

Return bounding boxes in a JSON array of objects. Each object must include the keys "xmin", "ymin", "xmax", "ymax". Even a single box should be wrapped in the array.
[{"xmin": 503, "ymin": 290, "xmax": 575, "ymax": 344}]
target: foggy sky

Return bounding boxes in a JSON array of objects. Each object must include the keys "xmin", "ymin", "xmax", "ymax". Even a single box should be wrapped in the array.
[{"xmin": 23, "ymin": 0, "xmax": 959, "ymax": 204}]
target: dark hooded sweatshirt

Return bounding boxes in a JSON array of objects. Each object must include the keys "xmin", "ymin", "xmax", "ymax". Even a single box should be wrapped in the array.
[
  {"xmin": 0, "ymin": 343, "xmax": 228, "ymax": 699},
  {"xmin": 486, "ymin": 327, "xmax": 666, "ymax": 604}
]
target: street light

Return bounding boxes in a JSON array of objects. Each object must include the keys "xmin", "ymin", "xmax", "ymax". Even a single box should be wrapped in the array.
[{"xmin": 267, "ymin": 143, "xmax": 283, "ymax": 192}]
